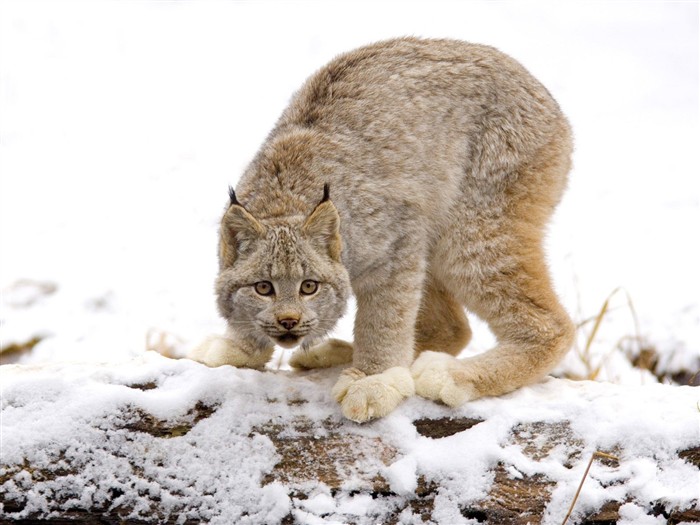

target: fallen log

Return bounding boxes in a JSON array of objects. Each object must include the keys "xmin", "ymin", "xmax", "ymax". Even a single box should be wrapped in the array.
[{"xmin": 1, "ymin": 354, "xmax": 698, "ymax": 524}]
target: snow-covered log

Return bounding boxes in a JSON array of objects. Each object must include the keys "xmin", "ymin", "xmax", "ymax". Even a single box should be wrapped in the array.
[{"xmin": 1, "ymin": 353, "xmax": 698, "ymax": 524}]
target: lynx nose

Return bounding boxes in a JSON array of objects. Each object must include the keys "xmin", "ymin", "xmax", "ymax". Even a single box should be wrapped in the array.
[{"xmin": 277, "ymin": 316, "xmax": 300, "ymax": 331}]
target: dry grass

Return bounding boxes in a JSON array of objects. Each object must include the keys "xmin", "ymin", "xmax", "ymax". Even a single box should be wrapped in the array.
[
  {"xmin": 572, "ymin": 287, "xmax": 644, "ymax": 381},
  {"xmin": 561, "ymin": 451, "xmax": 620, "ymax": 525}
]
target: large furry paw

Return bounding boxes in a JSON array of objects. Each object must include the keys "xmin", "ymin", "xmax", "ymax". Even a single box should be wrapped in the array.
[
  {"xmin": 411, "ymin": 351, "xmax": 478, "ymax": 407},
  {"xmin": 331, "ymin": 367, "xmax": 415, "ymax": 423},
  {"xmin": 187, "ymin": 335, "xmax": 272, "ymax": 369},
  {"xmin": 289, "ymin": 339, "xmax": 353, "ymax": 370}
]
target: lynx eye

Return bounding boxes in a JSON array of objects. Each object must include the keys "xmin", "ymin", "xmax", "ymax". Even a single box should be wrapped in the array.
[
  {"xmin": 254, "ymin": 281, "xmax": 275, "ymax": 296},
  {"xmin": 300, "ymin": 280, "xmax": 319, "ymax": 296}
]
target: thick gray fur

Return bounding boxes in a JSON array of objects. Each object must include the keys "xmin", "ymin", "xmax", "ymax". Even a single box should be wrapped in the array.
[{"xmin": 189, "ymin": 38, "xmax": 574, "ymax": 423}]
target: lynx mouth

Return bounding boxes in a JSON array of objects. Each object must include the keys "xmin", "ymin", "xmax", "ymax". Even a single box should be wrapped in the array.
[{"xmin": 275, "ymin": 333, "xmax": 302, "ymax": 348}]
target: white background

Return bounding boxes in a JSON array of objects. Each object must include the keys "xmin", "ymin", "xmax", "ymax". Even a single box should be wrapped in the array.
[{"xmin": 1, "ymin": 1, "xmax": 698, "ymax": 377}]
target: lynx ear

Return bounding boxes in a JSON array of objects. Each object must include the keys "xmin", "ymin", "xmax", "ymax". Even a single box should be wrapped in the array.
[
  {"xmin": 219, "ymin": 187, "xmax": 266, "ymax": 268},
  {"xmin": 302, "ymin": 184, "xmax": 342, "ymax": 261}
]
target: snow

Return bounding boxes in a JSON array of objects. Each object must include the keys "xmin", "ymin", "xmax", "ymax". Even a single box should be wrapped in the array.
[
  {"xmin": 0, "ymin": 1, "xmax": 698, "ymax": 523},
  {"xmin": 386, "ymin": 456, "xmax": 419, "ymax": 496},
  {"xmin": 1, "ymin": 353, "xmax": 698, "ymax": 523},
  {"xmin": 618, "ymin": 503, "xmax": 666, "ymax": 525}
]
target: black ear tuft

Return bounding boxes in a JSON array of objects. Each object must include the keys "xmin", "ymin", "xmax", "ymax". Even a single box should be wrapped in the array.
[
  {"xmin": 228, "ymin": 186, "xmax": 241, "ymax": 207},
  {"xmin": 303, "ymin": 183, "xmax": 341, "ymax": 261}
]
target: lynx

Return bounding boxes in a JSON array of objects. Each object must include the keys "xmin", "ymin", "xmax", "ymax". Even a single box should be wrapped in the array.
[{"xmin": 189, "ymin": 37, "xmax": 574, "ymax": 423}]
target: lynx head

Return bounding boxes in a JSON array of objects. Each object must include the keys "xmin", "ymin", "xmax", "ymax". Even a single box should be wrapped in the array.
[{"xmin": 215, "ymin": 185, "xmax": 351, "ymax": 349}]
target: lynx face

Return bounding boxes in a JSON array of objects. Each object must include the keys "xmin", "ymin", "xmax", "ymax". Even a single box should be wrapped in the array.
[{"xmin": 215, "ymin": 189, "xmax": 351, "ymax": 350}]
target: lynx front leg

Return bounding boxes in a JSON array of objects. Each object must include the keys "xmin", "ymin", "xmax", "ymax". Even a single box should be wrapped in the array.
[
  {"xmin": 188, "ymin": 329, "xmax": 274, "ymax": 370},
  {"xmin": 289, "ymin": 339, "xmax": 353, "ymax": 369},
  {"xmin": 332, "ymin": 366, "xmax": 415, "ymax": 422},
  {"xmin": 333, "ymin": 261, "xmax": 424, "ymax": 422}
]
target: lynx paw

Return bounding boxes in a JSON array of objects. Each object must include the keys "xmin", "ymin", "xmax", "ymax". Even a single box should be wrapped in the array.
[
  {"xmin": 331, "ymin": 367, "xmax": 415, "ymax": 423},
  {"xmin": 411, "ymin": 351, "xmax": 477, "ymax": 407},
  {"xmin": 188, "ymin": 335, "xmax": 272, "ymax": 369},
  {"xmin": 289, "ymin": 339, "xmax": 353, "ymax": 369}
]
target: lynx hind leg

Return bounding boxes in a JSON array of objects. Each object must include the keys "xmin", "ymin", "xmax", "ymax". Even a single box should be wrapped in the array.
[
  {"xmin": 411, "ymin": 351, "xmax": 476, "ymax": 406},
  {"xmin": 289, "ymin": 338, "xmax": 354, "ymax": 370},
  {"xmin": 188, "ymin": 334, "xmax": 274, "ymax": 370},
  {"xmin": 415, "ymin": 277, "xmax": 472, "ymax": 358},
  {"xmin": 413, "ymin": 255, "xmax": 573, "ymax": 406},
  {"xmin": 414, "ymin": 131, "xmax": 574, "ymax": 406},
  {"xmin": 413, "ymin": 248, "xmax": 574, "ymax": 406}
]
